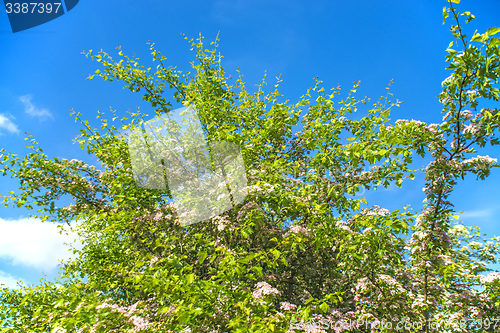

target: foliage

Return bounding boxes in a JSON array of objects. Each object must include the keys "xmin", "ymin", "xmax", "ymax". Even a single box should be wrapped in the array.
[{"xmin": 1, "ymin": 1, "xmax": 500, "ymax": 332}]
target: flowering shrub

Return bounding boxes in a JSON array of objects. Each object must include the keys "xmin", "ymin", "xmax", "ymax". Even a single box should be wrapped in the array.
[{"xmin": 1, "ymin": 1, "xmax": 500, "ymax": 332}]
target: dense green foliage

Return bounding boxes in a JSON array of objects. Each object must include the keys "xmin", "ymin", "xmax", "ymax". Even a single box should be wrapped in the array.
[{"xmin": 1, "ymin": 1, "xmax": 500, "ymax": 332}]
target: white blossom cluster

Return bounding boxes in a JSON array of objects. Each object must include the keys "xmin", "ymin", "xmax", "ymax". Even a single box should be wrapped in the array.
[
  {"xmin": 93, "ymin": 301, "xmax": 151, "ymax": 332},
  {"xmin": 466, "ymin": 90, "xmax": 479, "ymax": 99},
  {"xmin": 362, "ymin": 205, "xmax": 389, "ymax": 217},
  {"xmin": 347, "ymin": 170, "xmax": 376, "ymax": 183},
  {"xmin": 280, "ymin": 301, "xmax": 298, "ymax": 311},
  {"xmin": 460, "ymin": 155, "xmax": 497, "ymax": 171},
  {"xmin": 246, "ymin": 183, "xmax": 275, "ymax": 195},
  {"xmin": 480, "ymin": 272, "xmax": 500, "ymax": 284},
  {"xmin": 251, "ymin": 281, "xmax": 281, "ymax": 300},
  {"xmin": 426, "ymin": 123, "xmax": 440, "ymax": 133},
  {"xmin": 149, "ymin": 256, "xmax": 159, "ymax": 268},
  {"xmin": 395, "ymin": 119, "xmax": 426, "ymax": 126},
  {"xmin": 284, "ymin": 224, "xmax": 312, "ymax": 238},
  {"xmin": 441, "ymin": 75, "xmax": 453, "ymax": 87},
  {"xmin": 462, "ymin": 123, "xmax": 482, "ymax": 135},
  {"xmin": 212, "ymin": 215, "xmax": 230, "ymax": 231},
  {"xmin": 442, "ymin": 111, "xmax": 453, "ymax": 121},
  {"xmin": 335, "ymin": 220, "xmax": 352, "ymax": 233}
]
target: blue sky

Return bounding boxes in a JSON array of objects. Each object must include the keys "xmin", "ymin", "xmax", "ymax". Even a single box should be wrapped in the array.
[{"xmin": 1, "ymin": 0, "xmax": 500, "ymax": 289}]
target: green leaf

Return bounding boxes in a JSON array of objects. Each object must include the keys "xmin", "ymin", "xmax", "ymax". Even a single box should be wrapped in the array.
[
  {"xmin": 252, "ymin": 266, "xmax": 263, "ymax": 277},
  {"xmin": 198, "ymin": 251, "xmax": 208, "ymax": 264},
  {"xmin": 271, "ymin": 249, "xmax": 281, "ymax": 259},
  {"xmin": 443, "ymin": 7, "xmax": 449, "ymax": 24},
  {"xmin": 487, "ymin": 27, "xmax": 500, "ymax": 36},
  {"xmin": 185, "ymin": 273, "xmax": 195, "ymax": 285},
  {"xmin": 472, "ymin": 33, "xmax": 483, "ymax": 42}
]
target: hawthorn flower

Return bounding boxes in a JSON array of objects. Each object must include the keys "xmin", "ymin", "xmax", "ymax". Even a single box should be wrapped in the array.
[
  {"xmin": 426, "ymin": 123, "xmax": 439, "ymax": 133},
  {"xmin": 355, "ymin": 277, "xmax": 369, "ymax": 292},
  {"xmin": 441, "ymin": 75, "xmax": 453, "ymax": 86},
  {"xmin": 395, "ymin": 119, "xmax": 425, "ymax": 126},
  {"xmin": 469, "ymin": 241, "xmax": 483, "ymax": 248},
  {"xmin": 479, "ymin": 107, "xmax": 496, "ymax": 117},
  {"xmin": 480, "ymin": 272, "xmax": 500, "ymax": 283},
  {"xmin": 335, "ymin": 220, "xmax": 352, "ymax": 233},
  {"xmin": 410, "ymin": 119, "xmax": 426, "ymax": 126},
  {"xmin": 285, "ymin": 224, "xmax": 311, "ymax": 237},
  {"xmin": 442, "ymin": 111, "xmax": 453, "ymax": 121},
  {"xmin": 129, "ymin": 315, "xmax": 150, "ymax": 330},
  {"xmin": 95, "ymin": 301, "xmax": 151, "ymax": 331},
  {"xmin": 466, "ymin": 90, "xmax": 479, "ymax": 98},
  {"xmin": 149, "ymin": 256, "xmax": 159, "ymax": 267},
  {"xmin": 411, "ymin": 295, "xmax": 427, "ymax": 309},
  {"xmin": 435, "ymin": 255, "xmax": 453, "ymax": 265},
  {"xmin": 280, "ymin": 302, "xmax": 297, "ymax": 311},
  {"xmin": 248, "ymin": 169, "xmax": 259, "ymax": 175},
  {"xmin": 463, "ymin": 123, "xmax": 481, "ymax": 135},
  {"xmin": 449, "ymin": 224, "xmax": 467, "ymax": 235},
  {"xmin": 459, "ymin": 109, "xmax": 473, "ymax": 118},
  {"xmin": 212, "ymin": 215, "xmax": 230, "ymax": 231},
  {"xmin": 363, "ymin": 205, "xmax": 389, "ymax": 217},
  {"xmin": 247, "ymin": 185, "xmax": 263, "ymax": 194},
  {"xmin": 252, "ymin": 281, "xmax": 281, "ymax": 300},
  {"xmin": 460, "ymin": 155, "xmax": 497, "ymax": 171},
  {"xmin": 439, "ymin": 96, "xmax": 450, "ymax": 104}
]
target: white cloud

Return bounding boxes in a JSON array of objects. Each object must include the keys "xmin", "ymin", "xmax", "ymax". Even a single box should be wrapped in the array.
[
  {"xmin": 19, "ymin": 95, "xmax": 53, "ymax": 119},
  {"xmin": 0, "ymin": 217, "xmax": 81, "ymax": 271},
  {"xmin": 0, "ymin": 113, "xmax": 19, "ymax": 134},
  {"xmin": 0, "ymin": 270, "xmax": 24, "ymax": 289}
]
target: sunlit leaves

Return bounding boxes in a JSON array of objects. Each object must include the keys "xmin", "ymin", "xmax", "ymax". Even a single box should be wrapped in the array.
[{"xmin": 1, "ymin": 1, "xmax": 500, "ymax": 331}]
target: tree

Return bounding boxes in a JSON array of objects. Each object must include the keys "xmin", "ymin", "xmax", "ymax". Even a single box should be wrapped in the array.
[{"xmin": 1, "ymin": 0, "xmax": 500, "ymax": 332}]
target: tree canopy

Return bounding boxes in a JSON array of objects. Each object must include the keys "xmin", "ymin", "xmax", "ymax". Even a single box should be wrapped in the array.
[{"xmin": 1, "ymin": 1, "xmax": 500, "ymax": 332}]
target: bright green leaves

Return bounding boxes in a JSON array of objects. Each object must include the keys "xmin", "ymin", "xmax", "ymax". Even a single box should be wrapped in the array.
[
  {"xmin": 184, "ymin": 273, "xmax": 195, "ymax": 285},
  {"xmin": 2, "ymin": 2, "xmax": 500, "ymax": 331},
  {"xmin": 472, "ymin": 32, "xmax": 483, "ymax": 43},
  {"xmin": 197, "ymin": 250, "xmax": 208, "ymax": 264},
  {"xmin": 443, "ymin": 6, "xmax": 449, "ymax": 24},
  {"xmin": 487, "ymin": 27, "xmax": 500, "ymax": 38}
]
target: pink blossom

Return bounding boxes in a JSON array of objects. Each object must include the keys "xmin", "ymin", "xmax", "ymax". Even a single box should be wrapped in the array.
[
  {"xmin": 252, "ymin": 281, "xmax": 281, "ymax": 300},
  {"xmin": 480, "ymin": 272, "xmax": 500, "ymax": 283},
  {"xmin": 280, "ymin": 302, "xmax": 297, "ymax": 311}
]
